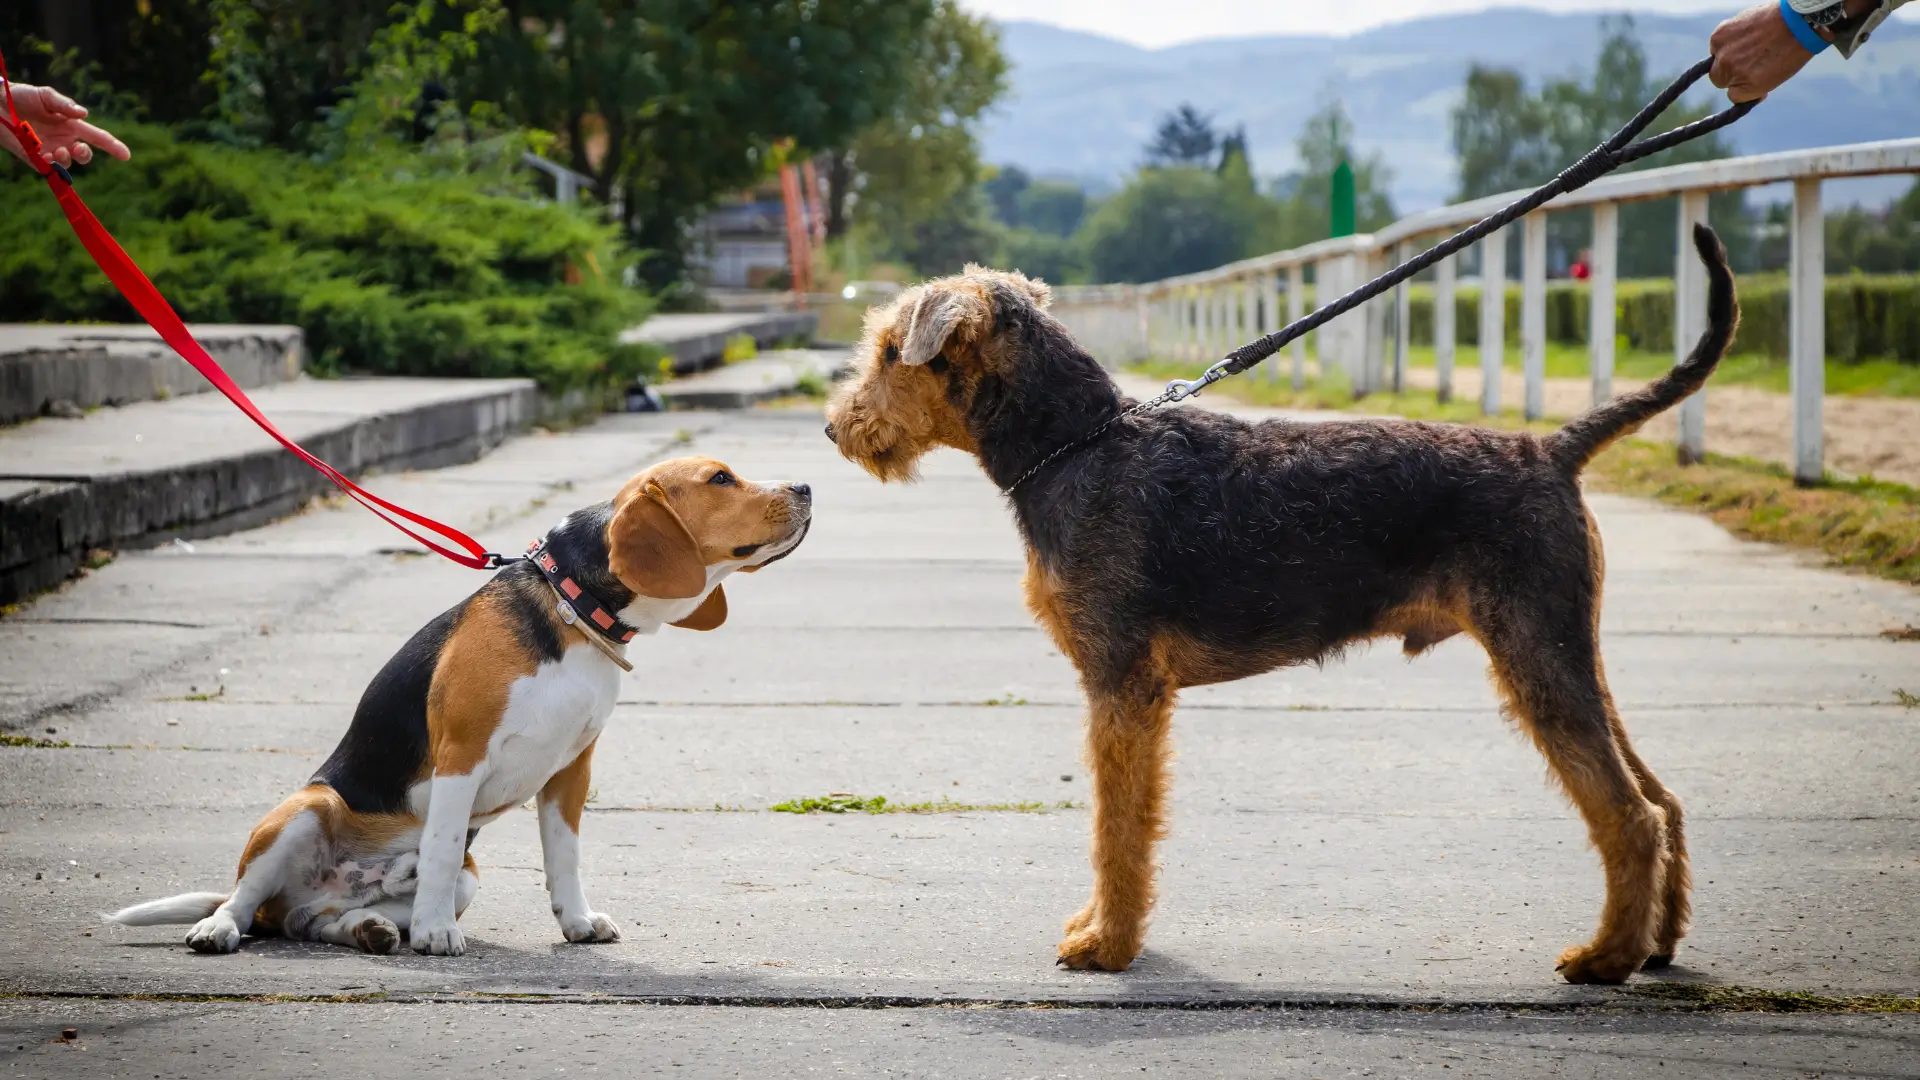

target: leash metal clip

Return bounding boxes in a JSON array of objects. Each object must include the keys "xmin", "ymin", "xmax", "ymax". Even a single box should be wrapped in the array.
[{"xmin": 1165, "ymin": 358, "xmax": 1234, "ymax": 402}]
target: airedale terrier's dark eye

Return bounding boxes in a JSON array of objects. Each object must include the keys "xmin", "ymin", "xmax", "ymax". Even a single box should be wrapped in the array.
[
  {"xmin": 884, "ymin": 344, "xmax": 900, "ymax": 364},
  {"xmin": 708, "ymin": 470, "xmax": 735, "ymax": 486},
  {"xmin": 927, "ymin": 355, "xmax": 949, "ymax": 374}
]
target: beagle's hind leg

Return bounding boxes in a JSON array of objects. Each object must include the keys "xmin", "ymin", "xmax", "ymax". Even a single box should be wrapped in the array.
[
  {"xmin": 317, "ymin": 898, "xmax": 411, "ymax": 955},
  {"xmin": 188, "ymin": 795, "xmax": 327, "ymax": 954}
]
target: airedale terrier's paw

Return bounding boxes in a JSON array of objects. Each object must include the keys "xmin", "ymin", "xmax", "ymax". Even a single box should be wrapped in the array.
[
  {"xmin": 1056, "ymin": 924, "xmax": 1139, "ymax": 972},
  {"xmin": 1061, "ymin": 903, "xmax": 1096, "ymax": 937},
  {"xmin": 1556, "ymin": 942, "xmax": 1642, "ymax": 984}
]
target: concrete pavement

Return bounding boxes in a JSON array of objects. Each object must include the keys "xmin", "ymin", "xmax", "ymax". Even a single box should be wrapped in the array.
[{"xmin": 1, "ymin": 404, "xmax": 1917, "ymax": 1075}]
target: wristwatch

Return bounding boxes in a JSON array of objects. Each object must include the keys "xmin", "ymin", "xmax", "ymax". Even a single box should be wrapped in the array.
[{"xmin": 1789, "ymin": 0, "xmax": 1852, "ymax": 28}]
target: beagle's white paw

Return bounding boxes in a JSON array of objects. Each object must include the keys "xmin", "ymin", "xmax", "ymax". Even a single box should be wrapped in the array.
[
  {"xmin": 560, "ymin": 912, "xmax": 621, "ymax": 944},
  {"xmin": 409, "ymin": 917, "xmax": 466, "ymax": 956},
  {"xmin": 185, "ymin": 914, "xmax": 241, "ymax": 954}
]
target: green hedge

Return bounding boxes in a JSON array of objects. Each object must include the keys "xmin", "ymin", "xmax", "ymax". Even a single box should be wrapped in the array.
[
  {"xmin": 1405, "ymin": 275, "xmax": 1920, "ymax": 364},
  {"xmin": 0, "ymin": 124, "xmax": 654, "ymax": 392}
]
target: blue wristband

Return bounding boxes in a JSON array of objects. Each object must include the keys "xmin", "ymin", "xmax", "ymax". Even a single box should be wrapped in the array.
[{"xmin": 1779, "ymin": 0, "xmax": 1834, "ymax": 54}]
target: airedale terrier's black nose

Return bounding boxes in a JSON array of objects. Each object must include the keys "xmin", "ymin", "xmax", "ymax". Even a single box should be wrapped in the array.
[
  {"xmin": 789, "ymin": 482, "xmax": 811, "ymax": 503},
  {"xmin": 824, "ymin": 423, "xmax": 837, "ymax": 444}
]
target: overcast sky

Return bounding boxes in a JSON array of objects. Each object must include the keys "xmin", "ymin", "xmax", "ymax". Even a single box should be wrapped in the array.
[{"xmin": 956, "ymin": 0, "xmax": 1914, "ymax": 48}]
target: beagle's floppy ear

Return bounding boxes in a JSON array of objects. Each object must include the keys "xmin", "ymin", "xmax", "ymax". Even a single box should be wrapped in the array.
[
  {"xmin": 670, "ymin": 584, "xmax": 727, "ymax": 631},
  {"xmin": 608, "ymin": 481, "xmax": 707, "ymax": 600},
  {"xmin": 898, "ymin": 285, "xmax": 987, "ymax": 367}
]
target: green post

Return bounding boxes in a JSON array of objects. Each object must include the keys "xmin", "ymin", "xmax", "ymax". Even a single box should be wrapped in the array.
[{"xmin": 1330, "ymin": 160, "xmax": 1356, "ymax": 238}]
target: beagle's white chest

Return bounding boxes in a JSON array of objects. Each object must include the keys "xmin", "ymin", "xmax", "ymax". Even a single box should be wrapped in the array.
[{"xmin": 431, "ymin": 645, "xmax": 622, "ymax": 822}]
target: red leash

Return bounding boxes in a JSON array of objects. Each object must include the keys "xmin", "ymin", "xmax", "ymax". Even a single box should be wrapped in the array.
[{"xmin": 0, "ymin": 47, "xmax": 512, "ymax": 570}]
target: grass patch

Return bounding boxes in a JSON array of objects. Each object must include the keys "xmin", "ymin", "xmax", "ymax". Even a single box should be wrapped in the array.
[
  {"xmin": 978, "ymin": 693, "xmax": 1030, "ymax": 707},
  {"xmin": 1628, "ymin": 983, "xmax": 1920, "ymax": 1013},
  {"xmin": 1587, "ymin": 442, "xmax": 1920, "ymax": 585},
  {"xmin": 770, "ymin": 794, "xmax": 1077, "ymax": 815},
  {"xmin": 0, "ymin": 734, "xmax": 73, "ymax": 748},
  {"xmin": 1895, "ymin": 689, "xmax": 1920, "ymax": 708},
  {"xmin": 1128, "ymin": 359, "xmax": 1920, "ymax": 586}
]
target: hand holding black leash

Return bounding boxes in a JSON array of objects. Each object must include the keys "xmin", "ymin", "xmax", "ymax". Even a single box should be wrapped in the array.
[{"xmin": 1006, "ymin": 57, "xmax": 1757, "ymax": 495}]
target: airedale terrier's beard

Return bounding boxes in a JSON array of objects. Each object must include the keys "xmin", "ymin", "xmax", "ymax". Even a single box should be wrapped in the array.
[{"xmin": 823, "ymin": 399, "xmax": 935, "ymax": 483}]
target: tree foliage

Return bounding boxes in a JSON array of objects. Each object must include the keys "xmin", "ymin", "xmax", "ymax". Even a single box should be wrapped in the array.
[
  {"xmin": 820, "ymin": 0, "xmax": 1008, "ymax": 276},
  {"xmin": 466, "ymin": 0, "xmax": 941, "ymax": 282},
  {"xmin": 1143, "ymin": 104, "xmax": 1219, "ymax": 168}
]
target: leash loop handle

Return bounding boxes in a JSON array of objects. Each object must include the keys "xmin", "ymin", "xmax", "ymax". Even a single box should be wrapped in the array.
[{"xmin": 1, "ymin": 43, "xmax": 516, "ymax": 572}]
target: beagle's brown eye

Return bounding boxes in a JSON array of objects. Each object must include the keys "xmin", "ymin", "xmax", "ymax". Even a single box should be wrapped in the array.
[
  {"xmin": 708, "ymin": 471, "xmax": 735, "ymax": 486},
  {"xmin": 927, "ymin": 355, "xmax": 949, "ymax": 374},
  {"xmin": 884, "ymin": 343, "xmax": 899, "ymax": 364}
]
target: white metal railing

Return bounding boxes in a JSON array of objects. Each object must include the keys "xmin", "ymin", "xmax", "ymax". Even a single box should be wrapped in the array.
[{"xmin": 1050, "ymin": 137, "xmax": 1920, "ymax": 483}]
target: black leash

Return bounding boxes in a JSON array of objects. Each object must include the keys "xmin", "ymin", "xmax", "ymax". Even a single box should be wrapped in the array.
[{"xmin": 1006, "ymin": 57, "xmax": 1756, "ymax": 495}]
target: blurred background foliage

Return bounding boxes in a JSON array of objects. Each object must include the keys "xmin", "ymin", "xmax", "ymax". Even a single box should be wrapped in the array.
[{"xmin": 5, "ymin": 1, "xmax": 1916, "ymax": 366}]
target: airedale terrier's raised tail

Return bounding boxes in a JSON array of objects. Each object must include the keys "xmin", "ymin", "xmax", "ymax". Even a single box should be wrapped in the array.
[{"xmin": 1547, "ymin": 224, "xmax": 1737, "ymax": 472}]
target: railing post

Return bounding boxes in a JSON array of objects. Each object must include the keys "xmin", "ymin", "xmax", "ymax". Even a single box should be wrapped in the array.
[
  {"xmin": 1186, "ymin": 289, "xmax": 1199, "ymax": 362},
  {"xmin": 1791, "ymin": 177, "xmax": 1825, "ymax": 485},
  {"xmin": 1590, "ymin": 202, "xmax": 1618, "ymax": 405},
  {"xmin": 1675, "ymin": 190, "xmax": 1710, "ymax": 465},
  {"xmin": 1521, "ymin": 211, "xmax": 1548, "ymax": 421},
  {"xmin": 1435, "ymin": 249, "xmax": 1455, "ymax": 405},
  {"xmin": 1199, "ymin": 285, "xmax": 1213, "ymax": 361},
  {"xmin": 1393, "ymin": 241, "xmax": 1411, "ymax": 395},
  {"xmin": 1288, "ymin": 263, "xmax": 1306, "ymax": 390},
  {"xmin": 1479, "ymin": 232, "xmax": 1506, "ymax": 415},
  {"xmin": 1263, "ymin": 272, "xmax": 1281, "ymax": 383}
]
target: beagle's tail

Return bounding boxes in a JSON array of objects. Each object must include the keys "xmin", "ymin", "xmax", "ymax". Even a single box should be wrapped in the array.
[
  {"xmin": 1545, "ymin": 224, "xmax": 1738, "ymax": 473},
  {"xmin": 103, "ymin": 891, "xmax": 227, "ymax": 926}
]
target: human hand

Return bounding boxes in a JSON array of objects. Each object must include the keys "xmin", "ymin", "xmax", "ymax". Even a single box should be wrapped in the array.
[
  {"xmin": 0, "ymin": 83, "xmax": 131, "ymax": 170},
  {"xmin": 1710, "ymin": 2, "xmax": 1818, "ymax": 103}
]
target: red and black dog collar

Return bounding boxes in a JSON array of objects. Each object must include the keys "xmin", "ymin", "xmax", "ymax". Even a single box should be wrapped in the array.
[{"xmin": 525, "ymin": 537, "xmax": 641, "ymax": 644}]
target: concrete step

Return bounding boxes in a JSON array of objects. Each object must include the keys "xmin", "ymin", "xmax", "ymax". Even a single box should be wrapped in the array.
[
  {"xmin": 0, "ymin": 376, "xmax": 539, "ymax": 604},
  {"xmin": 654, "ymin": 349, "xmax": 851, "ymax": 410},
  {"xmin": 0, "ymin": 323, "xmax": 303, "ymax": 425},
  {"xmin": 621, "ymin": 311, "xmax": 817, "ymax": 374}
]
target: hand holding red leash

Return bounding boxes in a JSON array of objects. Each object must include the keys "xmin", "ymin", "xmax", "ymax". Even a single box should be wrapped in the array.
[{"xmin": 0, "ymin": 82, "xmax": 129, "ymax": 169}]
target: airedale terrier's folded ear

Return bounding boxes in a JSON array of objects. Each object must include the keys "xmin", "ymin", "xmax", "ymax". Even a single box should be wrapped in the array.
[
  {"xmin": 899, "ymin": 285, "xmax": 988, "ymax": 367},
  {"xmin": 608, "ymin": 480, "xmax": 707, "ymax": 600},
  {"xmin": 670, "ymin": 584, "xmax": 727, "ymax": 631}
]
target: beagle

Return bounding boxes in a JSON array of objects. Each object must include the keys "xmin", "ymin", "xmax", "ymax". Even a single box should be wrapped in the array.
[{"xmin": 105, "ymin": 457, "xmax": 810, "ymax": 955}]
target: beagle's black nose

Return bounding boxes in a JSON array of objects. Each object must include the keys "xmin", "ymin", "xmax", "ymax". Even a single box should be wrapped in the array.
[
  {"xmin": 823, "ymin": 423, "xmax": 836, "ymax": 443},
  {"xmin": 789, "ymin": 482, "xmax": 812, "ymax": 502}
]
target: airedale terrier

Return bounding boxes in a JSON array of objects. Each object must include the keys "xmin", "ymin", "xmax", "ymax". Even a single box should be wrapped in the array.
[{"xmin": 823, "ymin": 225, "xmax": 1738, "ymax": 984}]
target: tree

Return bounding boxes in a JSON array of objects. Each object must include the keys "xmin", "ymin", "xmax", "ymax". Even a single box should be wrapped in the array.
[
  {"xmin": 983, "ymin": 165, "xmax": 1031, "ymax": 230},
  {"xmin": 1015, "ymin": 179, "xmax": 1088, "ymax": 238},
  {"xmin": 467, "ymin": 0, "xmax": 943, "ymax": 284},
  {"xmin": 1081, "ymin": 164, "xmax": 1275, "ymax": 284},
  {"xmin": 822, "ymin": 0, "xmax": 1008, "ymax": 275},
  {"xmin": 1143, "ymin": 104, "xmax": 1218, "ymax": 168},
  {"xmin": 1278, "ymin": 100, "xmax": 1396, "ymax": 245}
]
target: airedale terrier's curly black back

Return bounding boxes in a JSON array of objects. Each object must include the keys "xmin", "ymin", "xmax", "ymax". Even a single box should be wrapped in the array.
[{"xmin": 825, "ymin": 225, "xmax": 1738, "ymax": 985}]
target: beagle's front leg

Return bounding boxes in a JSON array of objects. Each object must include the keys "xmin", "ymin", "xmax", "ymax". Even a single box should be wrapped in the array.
[
  {"xmin": 538, "ymin": 741, "xmax": 620, "ymax": 943},
  {"xmin": 410, "ymin": 768, "xmax": 483, "ymax": 955}
]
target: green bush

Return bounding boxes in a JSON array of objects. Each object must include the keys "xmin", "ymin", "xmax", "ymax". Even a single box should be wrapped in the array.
[
  {"xmin": 0, "ymin": 124, "xmax": 654, "ymax": 392},
  {"xmin": 1405, "ymin": 275, "xmax": 1920, "ymax": 365}
]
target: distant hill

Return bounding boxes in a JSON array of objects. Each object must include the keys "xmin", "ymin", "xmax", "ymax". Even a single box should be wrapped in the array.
[{"xmin": 980, "ymin": 8, "xmax": 1920, "ymax": 211}]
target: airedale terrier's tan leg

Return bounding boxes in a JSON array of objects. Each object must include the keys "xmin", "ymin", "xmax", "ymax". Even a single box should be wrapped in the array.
[
  {"xmin": 1057, "ymin": 668, "xmax": 1174, "ymax": 972},
  {"xmin": 1478, "ymin": 603, "xmax": 1668, "ymax": 985},
  {"xmin": 1611, "ymin": 716, "xmax": 1690, "ymax": 966}
]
